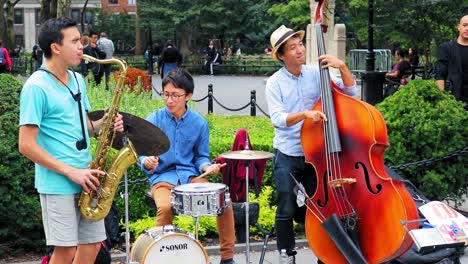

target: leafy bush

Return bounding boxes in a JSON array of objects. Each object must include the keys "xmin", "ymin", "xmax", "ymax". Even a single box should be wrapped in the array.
[
  {"xmin": 249, "ymin": 186, "xmax": 277, "ymax": 235},
  {"xmin": 0, "ymin": 74, "xmax": 43, "ymax": 255},
  {"xmin": 376, "ymin": 80, "xmax": 467, "ymax": 204},
  {"xmin": 113, "ymin": 67, "xmax": 152, "ymax": 93}
]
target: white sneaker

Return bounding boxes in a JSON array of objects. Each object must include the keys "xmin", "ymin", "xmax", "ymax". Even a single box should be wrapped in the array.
[{"xmin": 279, "ymin": 251, "xmax": 296, "ymax": 264}]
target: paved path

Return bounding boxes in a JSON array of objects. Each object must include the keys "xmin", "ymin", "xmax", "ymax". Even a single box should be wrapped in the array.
[
  {"xmin": 151, "ymin": 74, "xmax": 362, "ymax": 117},
  {"xmin": 152, "ymin": 75, "xmax": 271, "ymax": 116},
  {"xmin": 14, "ymin": 239, "xmax": 467, "ymax": 264}
]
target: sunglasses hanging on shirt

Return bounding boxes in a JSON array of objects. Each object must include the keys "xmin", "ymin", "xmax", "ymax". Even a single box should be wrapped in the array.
[{"xmin": 39, "ymin": 68, "xmax": 88, "ymax": 151}]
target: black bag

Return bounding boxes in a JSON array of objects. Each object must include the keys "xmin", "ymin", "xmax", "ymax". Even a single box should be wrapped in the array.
[
  {"xmin": 385, "ymin": 167, "xmax": 464, "ymax": 264},
  {"xmin": 232, "ymin": 202, "xmax": 259, "ymax": 243},
  {"xmin": 104, "ymin": 203, "xmax": 122, "ymax": 248}
]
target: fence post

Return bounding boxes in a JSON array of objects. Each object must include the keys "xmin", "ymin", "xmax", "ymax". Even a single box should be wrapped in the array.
[
  {"xmin": 250, "ymin": 90, "xmax": 256, "ymax": 116},
  {"xmin": 208, "ymin": 84, "xmax": 213, "ymax": 114}
]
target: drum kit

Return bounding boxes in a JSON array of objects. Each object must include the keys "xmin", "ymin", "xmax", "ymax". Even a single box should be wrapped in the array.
[{"xmin": 89, "ymin": 111, "xmax": 274, "ymax": 264}]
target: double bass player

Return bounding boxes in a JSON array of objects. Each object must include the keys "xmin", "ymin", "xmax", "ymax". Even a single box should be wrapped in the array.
[{"xmin": 265, "ymin": 25, "xmax": 357, "ymax": 264}]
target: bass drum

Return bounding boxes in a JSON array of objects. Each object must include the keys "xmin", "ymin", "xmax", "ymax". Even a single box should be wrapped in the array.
[{"xmin": 130, "ymin": 225, "xmax": 208, "ymax": 264}]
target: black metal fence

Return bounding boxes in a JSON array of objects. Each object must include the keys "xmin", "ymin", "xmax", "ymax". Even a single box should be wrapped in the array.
[{"xmin": 152, "ymin": 82, "xmax": 270, "ymax": 118}]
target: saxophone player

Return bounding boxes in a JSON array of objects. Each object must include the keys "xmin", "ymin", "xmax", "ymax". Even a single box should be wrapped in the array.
[{"xmin": 18, "ymin": 17, "xmax": 123, "ymax": 263}]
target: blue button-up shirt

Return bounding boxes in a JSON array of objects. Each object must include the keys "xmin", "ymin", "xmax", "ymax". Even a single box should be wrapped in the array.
[
  {"xmin": 139, "ymin": 107, "xmax": 211, "ymax": 186},
  {"xmin": 265, "ymin": 65, "xmax": 357, "ymax": 157}
]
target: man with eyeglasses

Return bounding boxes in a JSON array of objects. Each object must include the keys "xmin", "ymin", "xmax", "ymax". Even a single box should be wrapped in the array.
[{"xmin": 138, "ymin": 67, "xmax": 236, "ymax": 264}]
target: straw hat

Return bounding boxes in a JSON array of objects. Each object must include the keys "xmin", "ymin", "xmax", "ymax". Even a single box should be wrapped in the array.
[{"xmin": 270, "ymin": 25, "xmax": 305, "ymax": 60}]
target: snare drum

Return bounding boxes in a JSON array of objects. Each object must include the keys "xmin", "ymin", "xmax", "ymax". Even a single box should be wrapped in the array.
[
  {"xmin": 171, "ymin": 183, "xmax": 230, "ymax": 217},
  {"xmin": 130, "ymin": 225, "xmax": 208, "ymax": 264}
]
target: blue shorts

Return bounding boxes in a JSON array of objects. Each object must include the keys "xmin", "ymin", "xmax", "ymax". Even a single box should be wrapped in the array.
[{"xmin": 40, "ymin": 194, "xmax": 106, "ymax": 246}]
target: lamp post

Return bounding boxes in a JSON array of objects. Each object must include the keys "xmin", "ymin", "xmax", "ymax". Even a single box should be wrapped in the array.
[
  {"xmin": 366, "ymin": 0, "xmax": 375, "ymax": 72},
  {"xmin": 361, "ymin": 0, "xmax": 386, "ymax": 105}
]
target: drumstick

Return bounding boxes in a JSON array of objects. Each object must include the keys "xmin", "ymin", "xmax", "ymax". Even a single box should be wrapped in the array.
[{"xmin": 196, "ymin": 163, "xmax": 227, "ymax": 179}]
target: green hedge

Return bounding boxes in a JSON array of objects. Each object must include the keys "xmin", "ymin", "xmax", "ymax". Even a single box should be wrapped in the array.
[
  {"xmin": 0, "ymin": 74, "xmax": 43, "ymax": 255},
  {"xmin": 377, "ymin": 80, "xmax": 467, "ymax": 204}
]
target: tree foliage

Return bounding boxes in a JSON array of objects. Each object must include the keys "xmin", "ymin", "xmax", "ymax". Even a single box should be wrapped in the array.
[
  {"xmin": 335, "ymin": 0, "xmax": 468, "ymax": 57},
  {"xmin": 268, "ymin": 0, "xmax": 310, "ymax": 30},
  {"xmin": 137, "ymin": 0, "xmax": 281, "ymax": 56}
]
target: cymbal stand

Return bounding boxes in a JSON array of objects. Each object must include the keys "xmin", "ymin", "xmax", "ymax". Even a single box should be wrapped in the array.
[
  {"xmin": 244, "ymin": 159, "xmax": 252, "ymax": 264},
  {"xmin": 119, "ymin": 135, "xmax": 131, "ymax": 264}
]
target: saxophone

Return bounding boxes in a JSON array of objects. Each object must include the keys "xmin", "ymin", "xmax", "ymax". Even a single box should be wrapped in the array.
[{"xmin": 78, "ymin": 54, "xmax": 138, "ymax": 221}]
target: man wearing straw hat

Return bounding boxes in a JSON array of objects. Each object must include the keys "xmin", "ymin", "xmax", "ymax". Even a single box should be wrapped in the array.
[{"xmin": 265, "ymin": 25, "xmax": 357, "ymax": 264}]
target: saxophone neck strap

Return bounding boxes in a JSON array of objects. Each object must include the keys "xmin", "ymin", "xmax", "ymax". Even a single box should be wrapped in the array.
[{"xmin": 39, "ymin": 68, "xmax": 88, "ymax": 150}]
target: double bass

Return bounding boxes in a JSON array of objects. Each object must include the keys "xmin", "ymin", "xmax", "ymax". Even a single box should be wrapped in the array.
[{"xmin": 300, "ymin": 1, "xmax": 419, "ymax": 263}]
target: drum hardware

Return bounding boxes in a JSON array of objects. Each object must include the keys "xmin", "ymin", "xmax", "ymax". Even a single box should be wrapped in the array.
[
  {"xmin": 219, "ymin": 149, "xmax": 274, "ymax": 264},
  {"xmin": 122, "ymin": 168, "xmax": 131, "ymax": 264}
]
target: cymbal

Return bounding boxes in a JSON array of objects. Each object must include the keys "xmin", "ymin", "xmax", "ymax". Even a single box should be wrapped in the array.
[
  {"xmin": 219, "ymin": 150, "xmax": 273, "ymax": 160},
  {"xmin": 88, "ymin": 110, "xmax": 170, "ymax": 156}
]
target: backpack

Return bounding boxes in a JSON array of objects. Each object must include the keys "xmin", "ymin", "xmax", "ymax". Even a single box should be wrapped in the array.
[{"xmin": 0, "ymin": 48, "xmax": 5, "ymax": 65}]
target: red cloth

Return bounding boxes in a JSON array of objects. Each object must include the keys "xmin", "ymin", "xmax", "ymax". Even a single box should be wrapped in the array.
[{"xmin": 215, "ymin": 129, "xmax": 267, "ymax": 202}]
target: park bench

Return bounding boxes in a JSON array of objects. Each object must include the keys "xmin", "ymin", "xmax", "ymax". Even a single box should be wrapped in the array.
[
  {"xmin": 11, "ymin": 57, "xmax": 29, "ymax": 75},
  {"xmin": 183, "ymin": 55, "xmax": 282, "ymax": 75}
]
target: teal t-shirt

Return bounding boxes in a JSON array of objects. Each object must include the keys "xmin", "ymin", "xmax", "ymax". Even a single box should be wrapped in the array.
[{"xmin": 19, "ymin": 69, "xmax": 92, "ymax": 194}]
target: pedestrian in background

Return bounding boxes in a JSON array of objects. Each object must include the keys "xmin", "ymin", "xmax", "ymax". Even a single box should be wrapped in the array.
[
  {"xmin": 434, "ymin": 15, "xmax": 468, "ymax": 108},
  {"xmin": 32, "ymin": 44, "xmax": 44, "ymax": 71},
  {"xmin": 83, "ymin": 31, "xmax": 106, "ymax": 86},
  {"xmin": 153, "ymin": 42, "xmax": 161, "ymax": 74},
  {"xmin": 0, "ymin": 40, "xmax": 13, "ymax": 73},
  {"xmin": 205, "ymin": 39, "xmax": 221, "ymax": 75},
  {"xmin": 97, "ymin": 32, "xmax": 114, "ymax": 90},
  {"xmin": 144, "ymin": 45, "xmax": 154, "ymax": 74},
  {"xmin": 160, "ymin": 41, "xmax": 182, "ymax": 79},
  {"xmin": 408, "ymin": 47, "xmax": 419, "ymax": 80}
]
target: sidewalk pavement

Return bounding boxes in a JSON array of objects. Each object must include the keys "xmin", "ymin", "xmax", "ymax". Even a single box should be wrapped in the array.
[
  {"xmin": 12, "ymin": 239, "xmax": 467, "ymax": 264},
  {"xmin": 151, "ymin": 74, "xmax": 362, "ymax": 117},
  {"xmin": 112, "ymin": 239, "xmax": 317, "ymax": 264}
]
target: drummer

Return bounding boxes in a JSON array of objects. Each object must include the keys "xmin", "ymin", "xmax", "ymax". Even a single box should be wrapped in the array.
[{"xmin": 138, "ymin": 67, "xmax": 236, "ymax": 264}]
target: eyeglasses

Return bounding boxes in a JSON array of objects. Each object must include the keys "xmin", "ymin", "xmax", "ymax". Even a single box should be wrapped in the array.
[{"xmin": 163, "ymin": 93, "xmax": 187, "ymax": 101}]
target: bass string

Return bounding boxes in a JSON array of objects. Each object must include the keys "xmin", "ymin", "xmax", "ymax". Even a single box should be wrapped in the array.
[{"xmin": 315, "ymin": 22, "xmax": 353, "ymax": 217}]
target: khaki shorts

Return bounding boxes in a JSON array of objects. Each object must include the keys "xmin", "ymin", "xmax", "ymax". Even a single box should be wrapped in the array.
[{"xmin": 40, "ymin": 194, "xmax": 106, "ymax": 246}]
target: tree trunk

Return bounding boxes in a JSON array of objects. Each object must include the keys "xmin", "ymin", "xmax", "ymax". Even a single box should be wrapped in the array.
[
  {"xmin": 51, "ymin": 0, "xmax": 58, "ymax": 18},
  {"xmin": 5, "ymin": 0, "xmax": 21, "ymax": 49},
  {"xmin": 0, "ymin": 0, "xmax": 6, "ymax": 44},
  {"xmin": 40, "ymin": 0, "xmax": 51, "ymax": 24},
  {"xmin": 134, "ymin": 12, "xmax": 144, "ymax": 55},
  {"xmin": 57, "ymin": 0, "xmax": 71, "ymax": 18},
  {"xmin": 179, "ymin": 24, "xmax": 192, "ymax": 62}
]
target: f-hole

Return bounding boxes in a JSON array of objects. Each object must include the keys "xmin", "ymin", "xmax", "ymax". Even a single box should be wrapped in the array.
[
  {"xmin": 317, "ymin": 171, "xmax": 329, "ymax": 207},
  {"xmin": 355, "ymin": 161, "xmax": 382, "ymax": 194}
]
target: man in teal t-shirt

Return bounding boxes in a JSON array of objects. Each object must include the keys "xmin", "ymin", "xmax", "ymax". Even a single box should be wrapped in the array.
[{"xmin": 18, "ymin": 17, "xmax": 123, "ymax": 263}]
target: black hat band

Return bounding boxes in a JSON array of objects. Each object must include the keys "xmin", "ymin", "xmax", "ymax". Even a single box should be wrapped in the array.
[{"xmin": 274, "ymin": 30, "xmax": 296, "ymax": 47}]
